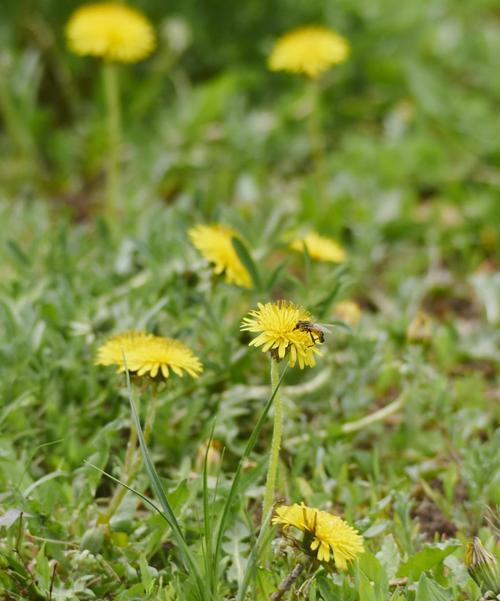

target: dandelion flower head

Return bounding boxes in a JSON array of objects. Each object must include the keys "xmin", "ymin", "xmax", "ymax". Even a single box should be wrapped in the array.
[
  {"xmin": 273, "ymin": 503, "xmax": 364, "ymax": 568},
  {"xmin": 334, "ymin": 301, "xmax": 362, "ymax": 327},
  {"xmin": 241, "ymin": 300, "xmax": 322, "ymax": 369},
  {"xmin": 290, "ymin": 231, "xmax": 346, "ymax": 263},
  {"xmin": 189, "ymin": 224, "xmax": 252, "ymax": 288},
  {"xmin": 96, "ymin": 331, "xmax": 203, "ymax": 379},
  {"xmin": 268, "ymin": 26, "xmax": 349, "ymax": 78},
  {"xmin": 66, "ymin": 3, "xmax": 155, "ymax": 63}
]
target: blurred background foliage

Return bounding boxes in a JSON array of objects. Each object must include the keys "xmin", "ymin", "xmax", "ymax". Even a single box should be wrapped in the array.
[{"xmin": 1, "ymin": 0, "xmax": 500, "ymax": 212}]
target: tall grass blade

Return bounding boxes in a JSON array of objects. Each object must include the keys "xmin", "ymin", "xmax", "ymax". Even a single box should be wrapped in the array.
[
  {"xmin": 236, "ymin": 505, "xmax": 275, "ymax": 601},
  {"xmin": 122, "ymin": 363, "xmax": 207, "ymax": 601},
  {"xmin": 213, "ymin": 364, "xmax": 287, "ymax": 573},
  {"xmin": 232, "ymin": 236, "xmax": 262, "ymax": 291},
  {"xmin": 202, "ymin": 422, "xmax": 216, "ymax": 596}
]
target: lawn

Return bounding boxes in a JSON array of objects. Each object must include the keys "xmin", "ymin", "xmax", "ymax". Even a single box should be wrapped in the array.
[{"xmin": 0, "ymin": 0, "xmax": 499, "ymax": 599}]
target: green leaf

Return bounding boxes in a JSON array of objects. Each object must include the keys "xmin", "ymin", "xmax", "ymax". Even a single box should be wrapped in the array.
[
  {"xmin": 316, "ymin": 573, "xmax": 340, "ymax": 600},
  {"xmin": 265, "ymin": 259, "xmax": 289, "ymax": 292},
  {"xmin": 80, "ymin": 526, "xmax": 104, "ymax": 555},
  {"xmin": 35, "ymin": 544, "xmax": 50, "ymax": 593},
  {"xmin": 311, "ymin": 266, "xmax": 348, "ymax": 318},
  {"xmin": 358, "ymin": 570, "xmax": 378, "ymax": 601},
  {"xmin": 167, "ymin": 479, "xmax": 190, "ymax": 513},
  {"xmin": 376, "ymin": 535, "xmax": 401, "ymax": 580},
  {"xmin": 6, "ymin": 240, "xmax": 31, "ymax": 267},
  {"xmin": 139, "ymin": 555, "xmax": 155, "ymax": 594},
  {"xmin": 415, "ymin": 573, "xmax": 453, "ymax": 601},
  {"xmin": 397, "ymin": 542, "xmax": 460, "ymax": 581},
  {"xmin": 358, "ymin": 552, "xmax": 389, "ymax": 600},
  {"xmin": 232, "ymin": 236, "xmax": 261, "ymax": 290}
]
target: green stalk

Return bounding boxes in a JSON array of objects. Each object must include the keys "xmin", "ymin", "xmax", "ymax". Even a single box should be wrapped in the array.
[
  {"xmin": 0, "ymin": 69, "xmax": 36, "ymax": 160},
  {"xmin": 307, "ymin": 78, "xmax": 326, "ymax": 201},
  {"xmin": 102, "ymin": 61, "xmax": 121, "ymax": 216},
  {"xmin": 105, "ymin": 395, "xmax": 157, "ymax": 521},
  {"xmin": 213, "ymin": 365, "xmax": 287, "ymax": 579},
  {"xmin": 262, "ymin": 358, "xmax": 283, "ymax": 523}
]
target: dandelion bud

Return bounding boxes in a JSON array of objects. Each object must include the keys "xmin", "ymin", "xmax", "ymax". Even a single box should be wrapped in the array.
[
  {"xmin": 195, "ymin": 439, "xmax": 223, "ymax": 474},
  {"xmin": 406, "ymin": 311, "xmax": 432, "ymax": 344},
  {"xmin": 465, "ymin": 537, "xmax": 500, "ymax": 595}
]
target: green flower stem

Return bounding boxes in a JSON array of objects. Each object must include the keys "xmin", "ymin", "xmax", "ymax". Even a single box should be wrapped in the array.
[
  {"xmin": 262, "ymin": 358, "xmax": 283, "ymax": 524},
  {"xmin": 105, "ymin": 395, "xmax": 157, "ymax": 521},
  {"xmin": 307, "ymin": 78, "xmax": 326, "ymax": 200},
  {"xmin": 0, "ymin": 66, "xmax": 36, "ymax": 161},
  {"xmin": 270, "ymin": 562, "xmax": 305, "ymax": 601},
  {"xmin": 102, "ymin": 61, "xmax": 121, "ymax": 216}
]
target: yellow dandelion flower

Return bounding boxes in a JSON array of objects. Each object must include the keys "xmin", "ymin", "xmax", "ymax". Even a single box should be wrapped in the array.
[
  {"xmin": 268, "ymin": 26, "xmax": 349, "ymax": 78},
  {"xmin": 273, "ymin": 503, "xmax": 364, "ymax": 568},
  {"xmin": 66, "ymin": 3, "xmax": 155, "ymax": 63},
  {"xmin": 189, "ymin": 224, "xmax": 252, "ymax": 288},
  {"xmin": 241, "ymin": 300, "xmax": 322, "ymax": 369},
  {"xmin": 95, "ymin": 331, "xmax": 203, "ymax": 379},
  {"xmin": 334, "ymin": 301, "xmax": 362, "ymax": 327},
  {"xmin": 290, "ymin": 231, "xmax": 346, "ymax": 263}
]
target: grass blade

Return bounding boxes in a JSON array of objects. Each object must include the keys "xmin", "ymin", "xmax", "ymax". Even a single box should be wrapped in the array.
[
  {"xmin": 236, "ymin": 505, "xmax": 275, "ymax": 601},
  {"xmin": 122, "ymin": 364, "xmax": 206, "ymax": 600},
  {"xmin": 232, "ymin": 236, "xmax": 262, "ymax": 291},
  {"xmin": 213, "ymin": 364, "xmax": 288, "ymax": 574},
  {"xmin": 202, "ymin": 422, "xmax": 216, "ymax": 596}
]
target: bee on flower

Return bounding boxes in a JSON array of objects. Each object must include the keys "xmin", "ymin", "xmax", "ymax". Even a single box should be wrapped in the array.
[{"xmin": 241, "ymin": 300, "xmax": 324, "ymax": 369}]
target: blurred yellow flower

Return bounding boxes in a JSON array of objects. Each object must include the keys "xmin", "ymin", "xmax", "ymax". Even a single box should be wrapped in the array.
[
  {"xmin": 406, "ymin": 310, "xmax": 432, "ymax": 343},
  {"xmin": 273, "ymin": 503, "xmax": 364, "ymax": 568},
  {"xmin": 268, "ymin": 26, "xmax": 349, "ymax": 78},
  {"xmin": 195, "ymin": 439, "xmax": 223, "ymax": 474},
  {"xmin": 334, "ymin": 300, "xmax": 362, "ymax": 327},
  {"xmin": 66, "ymin": 3, "xmax": 155, "ymax": 63},
  {"xmin": 189, "ymin": 224, "xmax": 252, "ymax": 288},
  {"xmin": 241, "ymin": 300, "xmax": 322, "ymax": 369},
  {"xmin": 290, "ymin": 231, "xmax": 346, "ymax": 263},
  {"xmin": 96, "ymin": 331, "xmax": 202, "ymax": 378}
]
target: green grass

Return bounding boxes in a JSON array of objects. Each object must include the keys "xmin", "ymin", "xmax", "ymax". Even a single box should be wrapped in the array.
[{"xmin": 0, "ymin": 0, "xmax": 499, "ymax": 599}]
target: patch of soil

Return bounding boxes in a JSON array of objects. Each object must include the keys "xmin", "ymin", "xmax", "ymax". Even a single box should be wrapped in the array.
[
  {"xmin": 412, "ymin": 497, "xmax": 457, "ymax": 539},
  {"xmin": 422, "ymin": 289, "xmax": 479, "ymax": 320},
  {"xmin": 450, "ymin": 359, "xmax": 497, "ymax": 381},
  {"xmin": 412, "ymin": 482, "xmax": 457, "ymax": 540}
]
